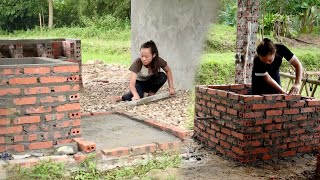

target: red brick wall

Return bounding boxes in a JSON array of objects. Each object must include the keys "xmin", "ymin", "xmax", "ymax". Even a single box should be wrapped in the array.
[
  {"xmin": 194, "ymin": 84, "xmax": 319, "ymax": 162},
  {"xmin": 0, "ymin": 63, "xmax": 81, "ymax": 152}
]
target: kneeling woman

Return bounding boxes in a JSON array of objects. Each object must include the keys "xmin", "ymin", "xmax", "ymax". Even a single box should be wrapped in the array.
[{"xmin": 115, "ymin": 40, "xmax": 175, "ymax": 101}]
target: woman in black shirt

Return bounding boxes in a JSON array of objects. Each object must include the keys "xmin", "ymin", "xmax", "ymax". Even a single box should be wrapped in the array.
[{"xmin": 251, "ymin": 38, "xmax": 303, "ymax": 95}]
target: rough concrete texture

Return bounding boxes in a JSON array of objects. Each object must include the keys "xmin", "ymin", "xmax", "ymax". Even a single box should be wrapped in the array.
[
  {"xmin": 131, "ymin": 0, "xmax": 217, "ymax": 90},
  {"xmin": 81, "ymin": 114, "xmax": 180, "ymax": 150},
  {"xmin": 0, "ymin": 57, "xmax": 73, "ymax": 65}
]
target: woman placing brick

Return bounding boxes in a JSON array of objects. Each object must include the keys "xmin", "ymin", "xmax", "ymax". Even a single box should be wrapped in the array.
[
  {"xmin": 113, "ymin": 40, "xmax": 175, "ymax": 101},
  {"xmin": 252, "ymin": 38, "xmax": 303, "ymax": 95}
]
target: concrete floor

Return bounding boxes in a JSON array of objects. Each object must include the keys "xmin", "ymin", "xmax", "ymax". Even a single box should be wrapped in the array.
[{"xmin": 81, "ymin": 114, "xmax": 180, "ymax": 150}]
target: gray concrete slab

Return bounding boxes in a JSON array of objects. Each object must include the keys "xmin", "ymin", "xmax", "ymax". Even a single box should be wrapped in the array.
[{"xmin": 81, "ymin": 114, "xmax": 180, "ymax": 150}]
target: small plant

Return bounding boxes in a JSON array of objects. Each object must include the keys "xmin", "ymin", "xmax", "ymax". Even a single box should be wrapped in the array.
[{"xmin": 72, "ymin": 153, "xmax": 101, "ymax": 180}]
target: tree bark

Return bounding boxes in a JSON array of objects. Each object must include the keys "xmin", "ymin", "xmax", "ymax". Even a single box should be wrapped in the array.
[{"xmin": 48, "ymin": 0, "xmax": 53, "ymax": 28}]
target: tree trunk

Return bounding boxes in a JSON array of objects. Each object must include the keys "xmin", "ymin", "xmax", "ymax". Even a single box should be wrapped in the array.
[{"xmin": 48, "ymin": 0, "xmax": 53, "ymax": 28}]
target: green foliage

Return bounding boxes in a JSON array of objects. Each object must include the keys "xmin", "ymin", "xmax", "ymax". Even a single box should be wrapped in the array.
[
  {"xmin": 11, "ymin": 160, "xmax": 65, "ymax": 180},
  {"xmin": 80, "ymin": 15, "xmax": 130, "ymax": 31},
  {"xmin": 205, "ymin": 25, "xmax": 236, "ymax": 52},
  {"xmin": 218, "ymin": 0, "xmax": 237, "ymax": 26},
  {"xmin": 72, "ymin": 154, "xmax": 101, "ymax": 180},
  {"xmin": 54, "ymin": 0, "xmax": 82, "ymax": 27}
]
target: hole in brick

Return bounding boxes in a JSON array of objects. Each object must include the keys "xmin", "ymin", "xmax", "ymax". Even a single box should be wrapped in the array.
[
  {"xmin": 71, "ymin": 95, "xmax": 74, "ymax": 99},
  {"xmin": 11, "ymin": 138, "xmax": 14, "ymax": 142},
  {"xmin": 77, "ymin": 131, "xmax": 79, "ymax": 133},
  {"xmin": 51, "ymin": 89, "xmax": 55, "ymax": 92},
  {"xmin": 53, "ymin": 124, "xmax": 56, "ymax": 128},
  {"xmin": 91, "ymin": 146, "xmax": 94, "ymax": 149},
  {"xmin": 75, "ymin": 95, "xmax": 78, "ymax": 98}
]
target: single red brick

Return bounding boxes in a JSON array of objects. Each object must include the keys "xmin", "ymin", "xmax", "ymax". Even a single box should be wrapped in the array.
[
  {"xmin": 284, "ymin": 95, "xmax": 301, "ymax": 101},
  {"xmin": 255, "ymin": 118, "xmax": 272, "ymax": 125},
  {"xmin": 216, "ymin": 132, "xmax": 227, "ymax": 140},
  {"xmin": 131, "ymin": 144, "xmax": 157, "ymax": 155},
  {"xmin": 0, "ymin": 136, "xmax": 4, "ymax": 144},
  {"xmin": 53, "ymin": 65, "xmax": 79, "ymax": 73},
  {"xmin": 0, "ymin": 68, "xmax": 20, "ymax": 75},
  {"xmin": 53, "ymin": 85, "xmax": 71, "ymax": 92},
  {"xmin": 210, "ymin": 136, "xmax": 219, "ymax": 144},
  {"xmin": 69, "ymin": 93, "xmax": 80, "ymax": 101},
  {"xmin": 252, "ymin": 103, "xmax": 270, "ymax": 110},
  {"xmin": 0, "ymin": 118, "xmax": 11, "ymax": 125},
  {"xmin": 0, "ymin": 88, "xmax": 21, "ymax": 96},
  {"xmin": 288, "ymin": 100, "xmax": 306, "ymax": 108},
  {"xmin": 227, "ymin": 108, "xmax": 238, "ymax": 116},
  {"xmin": 232, "ymin": 146, "xmax": 248, "ymax": 156},
  {"xmin": 284, "ymin": 109, "xmax": 300, "ymax": 115},
  {"xmin": 216, "ymin": 145, "xmax": 226, "ymax": 155},
  {"xmin": 56, "ymin": 103, "xmax": 80, "ymax": 112},
  {"xmin": 102, "ymin": 147, "xmax": 130, "ymax": 157},
  {"xmin": 231, "ymin": 131, "xmax": 244, "ymax": 140},
  {"xmin": 206, "ymin": 128, "xmax": 215, "ymax": 136},
  {"xmin": 71, "ymin": 128, "xmax": 81, "ymax": 136},
  {"xmin": 9, "ymin": 77, "xmax": 37, "ymax": 85},
  {"xmin": 0, "ymin": 126, "xmax": 22, "ymax": 134},
  {"xmin": 221, "ymin": 128, "xmax": 231, "ymax": 135},
  {"xmin": 13, "ymin": 97, "xmax": 37, "ymax": 105},
  {"xmin": 200, "ymin": 131, "xmax": 209, "ymax": 139},
  {"xmin": 216, "ymin": 90, "xmax": 228, "ymax": 97},
  {"xmin": 24, "ymin": 87, "xmax": 51, "ymax": 95},
  {"xmin": 26, "ymin": 106, "xmax": 52, "ymax": 114},
  {"xmin": 238, "ymin": 120, "xmax": 253, "ymax": 127},
  {"xmin": 280, "ymin": 150, "xmax": 296, "ymax": 157},
  {"xmin": 15, "ymin": 116, "xmax": 41, "ymax": 124},
  {"xmin": 57, "ymin": 139, "xmax": 73, "ymax": 145},
  {"xmin": 28, "ymin": 141, "xmax": 53, "ymax": 150},
  {"xmin": 73, "ymin": 138, "xmax": 96, "ymax": 153},
  {"xmin": 28, "ymin": 134, "xmax": 38, "ymax": 141},
  {"xmin": 273, "ymin": 102, "xmax": 287, "ymax": 108},
  {"xmin": 292, "ymin": 115, "xmax": 308, "ymax": 121},
  {"xmin": 239, "ymin": 112, "xmax": 264, "ymax": 118},
  {"xmin": 307, "ymin": 99, "xmax": 320, "ymax": 106},
  {"xmin": 298, "ymin": 146, "xmax": 313, "ymax": 153},
  {"xmin": 265, "ymin": 124, "xmax": 282, "ymax": 131},
  {"xmin": 40, "ymin": 76, "xmax": 67, "ymax": 83},
  {"xmin": 207, "ymin": 88, "xmax": 216, "ymax": 95},
  {"xmin": 301, "ymin": 107, "xmax": 315, "ymax": 113},
  {"xmin": 251, "ymin": 147, "xmax": 269, "ymax": 155},
  {"xmin": 45, "ymin": 113, "xmax": 65, "ymax": 121},
  {"xmin": 67, "ymin": 75, "xmax": 80, "ymax": 82},
  {"xmin": 240, "ymin": 95, "xmax": 264, "ymax": 102},
  {"xmin": 266, "ymin": 110, "xmax": 283, "ymax": 116},
  {"xmin": 220, "ymin": 140, "xmax": 231, "ymax": 149},
  {"xmin": 262, "ymin": 154, "xmax": 272, "ymax": 161},
  {"xmin": 24, "ymin": 67, "xmax": 50, "ymax": 74},
  {"xmin": 74, "ymin": 154, "xmax": 88, "ymax": 163},
  {"xmin": 228, "ymin": 92, "xmax": 239, "ymax": 100},
  {"xmin": 271, "ymin": 132, "xmax": 288, "ymax": 138},
  {"xmin": 290, "ymin": 129, "xmax": 305, "ymax": 135},
  {"xmin": 40, "ymin": 95, "xmax": 66, "ymax": 103}
]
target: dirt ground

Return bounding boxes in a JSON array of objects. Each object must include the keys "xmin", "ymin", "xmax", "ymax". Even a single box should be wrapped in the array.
[{"xmin": 80, "ymin": 63, "xmax": 318, "ymax": 180}]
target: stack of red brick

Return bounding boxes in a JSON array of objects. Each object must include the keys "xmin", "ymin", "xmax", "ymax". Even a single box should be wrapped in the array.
[
  {"xmin": 0, "ymin": 63, "xmax": 81, "ymax": 152},
  {"xmin": 194, "ymin": 84, "xmax": 320, "ymax": 163}
]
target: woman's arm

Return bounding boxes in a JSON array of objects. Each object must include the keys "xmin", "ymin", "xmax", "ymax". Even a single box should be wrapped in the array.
[
  {"xmin": 263, "ymin": 74, "xmax": 287, "ymax": 94},
  {"xmin": 162, "ymin": 65, "xmax": 175, "ymax": 95},
  {"xmin": 129, "ymin": 72, "xmax": 140, "ymax": 100},
  {"xmin": 289, "ymin": 57, "xmax": 303, "ymax": 95}
]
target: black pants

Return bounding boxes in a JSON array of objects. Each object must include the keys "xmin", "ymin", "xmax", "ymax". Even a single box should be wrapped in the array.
[{"xmin": 122, "ymin": 72, "xmax": 167, "ymax": 101}]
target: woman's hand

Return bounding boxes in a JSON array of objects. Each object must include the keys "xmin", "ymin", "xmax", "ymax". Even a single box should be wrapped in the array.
[
  {"xmin": 131, "ymin": 95, "xmax": 140, "ymax": 101},
  {"xmin": 289, "ymin": 83, "xmax": 300, "ymax": 95},
  {"xmin": 169, "ymin": 87, "xmax": 175, "ymax": 95}
]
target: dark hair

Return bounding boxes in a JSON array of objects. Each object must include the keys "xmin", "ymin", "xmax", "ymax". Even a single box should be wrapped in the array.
[
  {"xmin": 140, "ymin": 40, "xmax": 160, "ymax": 75},
  {"xmin": 256, "ymin": 38, "xmax": 276, "ymax": 57}
]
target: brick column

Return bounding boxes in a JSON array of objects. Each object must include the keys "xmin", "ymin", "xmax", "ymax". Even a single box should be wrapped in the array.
[{"xmin": 235, "ymin": 0, "xmax": 260, "ymax": 84}]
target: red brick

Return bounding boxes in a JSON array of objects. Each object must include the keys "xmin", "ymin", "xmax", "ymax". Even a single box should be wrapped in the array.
[
  {"xmin": 53, "ymin": 65, "xmax": 79, "ymax": 73},
  {"xmin": 210, "ymin": 136, "xmax": 219, "ymax": 144},
  {"xmin": 232, "ymin": 146, "xmax": 248, "ymax": 156},
  {"xmin": 284, "ymin": 95, "xmax": 301, "ymax": 101},
  {"xmin": 24, "ymin": 87, "xmax": 51, "ymax": 95},
  {"xmin": 15, "ymin": 116, "xmax": 41, "ymax": 124},
  {"xmin": 255, "ymin": 118, "xmax": 272, "ymax": 125},
  {"xmin": 221, "ymin": 128, "xmax": 231, "ymax": 135},
  {"xmin": 271, "ymin": 132, "xmax": 288, "ymax": 138},
  {"xmin": 74, "ymin": 154, "xmax": 88, "ymax": 163},
  {"xmin": 102, "ymin": 147, "xmax": 130, "ymax": 157},
  {"xmin": 229, "ymin": 84, "xmax": 245, "ymax": 90},
  {"xmin": 57, "ymin": 139, "xmax": 73, "ymax": 145},
  {"xmin": 0, "ymin": 126, "xmax": 22, "ymax": 134},
  {"xmin": 67, "ymin": 75, "xmax": 80, "ymax": 82},
  {"xmin": 280, "ymin": 150, "xmax": 296, "ymax": 157},
  {"xmin": 200, "ymin": 131, "xmax": 209, "ymax": 139},
  {"xmin": 27, "ymin": 125, "xmax": 40, "ymax": 132},
  {"xmin": 288, "ymin": 100, "xmax": 306, "ymax": 108},
  {"xmin": 290, "ymin": 129, "xmax": 305, "ymax": 135},
  {"xmin": 263, "ymin": 94, "xmax": 284, "ymax": 101},
  {"xmin": 0, "ymin": 117, "xmax": 12, "ymax": 125},
  {"xmin": 288, "ymin": 142, "xmax": 304, "ymax": 148},
  {"xmin": 301, "ymin": 107, "xmax": 315, "ymax": 113},
  {"xmin": 206, "ymin": 128, "xmax": 215, "ymax": 136},
  {"xmin": 246, "ymin": 126, "xmax": 262, "ymax": 133},
  {"xmin": 73, "ymin": 138, "xmax": 96, "ymax": 153},
  {"xmin": 28, "ymin": 134, "xmax": 38, "ymax": 141},
  {"xmin": 165, "ymin": 125, "xmax": 190, "ymax": 140},
  {"xmin": 262, "ymin": 154, "xmax": 272, "ymax": 161},
  {"xmin": 252, "ymin": 104, "xmax": 270, "ymax": 110},
  {"xmin": 0, "ymin": 137, "xmax": 4, "ymax": 144},
  {"xmin": 69, "ymin": 93, "xmax": 80, "ymax": 101},
  {"xmin": 220, "ymin": 140, "xmax": 231, "ymax": 149},
  {"xmin": 24, "ymin": 67, "xmax": 50, "ymax": 74},
  {"xmin": 266, "ymin": 110, "xmax": 283, "ymax": 116},
  {"xmin": 0, "ymin": 88, "xmax": 20, "ymax": 96},
  {"xmin": 0, "ymin": 68, "xmax": 20, "ymax": 75},
  {"xmin": 40, "ymin": 95, "xmax": 66, "ymax": 103},
  {"xmin": 131, "ymin": 144, "xmax": 157, "ymax": 155},
  {"xmin": 13, "ymin": 97, "xmax": 36, "ymax": 105},
  {"xmin": 71, "ymin": 128, "xmax": 81, "ymax": 136},
  {"xmin": 306, "ymin": 99, "xmax": 320, "ymax": 106},
  {"xmin": 207, "ymin": 88, "xmax": 216, "ymax": 95},
  {"xmin": 53, "ymin": 85, "xmax": 71, "ymax": 92},
  {"xmin": 28, "ymin": 141, "xmax": 53, "ymax": 150},
  {"xmin": 45, "ymin": 113, "xmax": 65, "ymax": 121},
  {"xmin": 0, "ymin": 79, "xmax": 7, "ymax": 85},
  {"xmin": 216, "ymin": 145, "xmax": 226, "ymax": 155},
  {"xmin": 240, "ymin": 95, "xmax": 264, "ymax": 102},
  {"xmin": 216, "ymin": 90, "xmax": 228, "ymax": 97},
  {"xmin": 252, "ymin": 148, "xmax": 269, "ymax": 155},
  {"xmin": 292, "ymin": 115, "xmax": 308, "ymax": 121},
  {"xmin": 14, "ymin": 134, "xmax": 37, "ymax": 142},
  {"xmin": 284, "ymin": 109, "xmax": 300, "ymax": 115},
  {"xmin": 56, "ymin": 103, "xmax": 80, "ymax": 112},
  {"xmin": 216, "ymin": 132, "xmax": 227, "ymax": 140},
  {"xmin": 265, "ymin": 124, "xmax": 282, "ymax": 131},
  {"xmin": 298, "ymin": 146, "xmax": 312, "ymax": 153},
  {"xmin": 231, "ymin": 131, "xmax": 245, "ymax": 140},
  {"xmin": 26, "ymin": 106, "xmax": 52, "ymax": 114},
  {"xmin": 9, "ymin": 77, "xmax": 37, "ymax": 85},
  {"xmin": 273, "ymin": 102, "xmax": 287, "ymax": 108},
  {"xmin": 238, "ymin": 120, "xmax": 253, "ymax": 126},
  {"xmin": 239, "ymin": 112, "xmax": 263, "ymax": 118},
  {"xmin": 227, "ymin": 108, "xmax": 237, "ymax": 116},
  {"xmin": 228, "ymin": 92, "xmax": 239, "ymax": 100},
  {"xmin": 0, "ymin": 144, "xmax": 25, "ymax": 153},
  {"xmin": 40, "ymin": 76, "xmax": 67, "ymax": 83}
]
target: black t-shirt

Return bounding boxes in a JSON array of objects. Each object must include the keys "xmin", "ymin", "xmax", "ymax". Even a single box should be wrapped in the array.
[{"xmin": 251, "ymin": 44, "xmax": 294, "ymax": 95}]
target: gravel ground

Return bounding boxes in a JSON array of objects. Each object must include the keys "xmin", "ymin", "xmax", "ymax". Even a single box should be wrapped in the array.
[{"xmin": 80, "ymin": 62, "xmax": 318, "ymax": 180}]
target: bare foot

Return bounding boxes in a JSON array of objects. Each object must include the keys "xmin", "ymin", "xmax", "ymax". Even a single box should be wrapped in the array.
[{"xmin": 110, "ymin": 96, "xmax": 122, "ymax": 102}]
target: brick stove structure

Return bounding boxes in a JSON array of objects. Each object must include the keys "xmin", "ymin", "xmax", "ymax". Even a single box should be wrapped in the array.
[
  {"xmin": 0, "ymin": 39, "xmax": 83, "ymax": 153},
  {"xmin": 194, "ymin": 85, "xmax": 320, "ymax": 162}
]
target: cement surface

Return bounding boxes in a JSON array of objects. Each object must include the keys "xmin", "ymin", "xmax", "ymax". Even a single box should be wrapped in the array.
[{"xmin": 81, "ymin": 114, "xmax": 180, "ymax": 150}]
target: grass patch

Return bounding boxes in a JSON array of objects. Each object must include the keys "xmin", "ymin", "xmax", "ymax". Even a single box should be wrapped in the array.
[{"xmin": 7, "ymin": 153, "xmax": 182, "ymax": 180}]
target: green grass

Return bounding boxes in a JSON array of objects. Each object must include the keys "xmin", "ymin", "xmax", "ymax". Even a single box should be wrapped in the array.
[{"xmin": 7, "ymin": 153, "xmax": 182, "ymax": 180}]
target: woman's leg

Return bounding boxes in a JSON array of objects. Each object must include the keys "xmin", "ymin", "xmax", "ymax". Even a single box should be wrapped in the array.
[
  {"xmin": 144, "ymin": 72, "xmax": 167, "ymax": 94},
  {"xmin": 121, "ymin": 80, "xmax": 145, "ymax": 101}
]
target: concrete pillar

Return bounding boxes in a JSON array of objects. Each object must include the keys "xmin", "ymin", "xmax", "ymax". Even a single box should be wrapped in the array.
[
  {"xmin": 235, "ymin": 0, "xmax": 260, "ymax": 84},
  {"xmin": 131, "ymin": 0, "xmax": 217, "ymax": 90}
]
